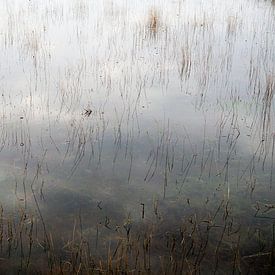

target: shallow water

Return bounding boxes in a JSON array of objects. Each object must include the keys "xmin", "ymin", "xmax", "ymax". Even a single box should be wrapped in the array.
[{"xmin": 0, "ymin": 0, "xmax": 275, "ymax": 273}]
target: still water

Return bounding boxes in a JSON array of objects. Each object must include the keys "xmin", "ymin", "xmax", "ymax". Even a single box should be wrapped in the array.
[{"xmin": 0, "ymin": 0, "xmax": 274, "ymax": 273}]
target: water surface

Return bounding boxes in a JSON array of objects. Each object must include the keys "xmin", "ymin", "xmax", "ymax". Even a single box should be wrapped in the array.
[{"xmin": 0, "ymin": 0, "xmax": 274, "ymax": 273}]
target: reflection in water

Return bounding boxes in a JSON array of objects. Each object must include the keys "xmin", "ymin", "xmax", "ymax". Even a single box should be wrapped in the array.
[{"xmin": 0, "ymin": 0, "xmax": 275, "ymax": 273}]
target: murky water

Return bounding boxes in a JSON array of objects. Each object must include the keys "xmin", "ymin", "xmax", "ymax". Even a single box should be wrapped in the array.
[{"xmin": 0, "ymin": 0, "xmax": 274, "ymax": 273}]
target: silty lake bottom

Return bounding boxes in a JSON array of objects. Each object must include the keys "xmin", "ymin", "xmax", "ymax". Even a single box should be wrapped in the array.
[{"xmin": 0, "ymin": 0, "xmax": 275, "ymax": 273}]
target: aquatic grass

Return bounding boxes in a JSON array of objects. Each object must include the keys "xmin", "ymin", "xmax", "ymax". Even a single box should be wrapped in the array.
[{"xmin": 0, "ymin": 0, "xmax": 275, "ymax": 273}]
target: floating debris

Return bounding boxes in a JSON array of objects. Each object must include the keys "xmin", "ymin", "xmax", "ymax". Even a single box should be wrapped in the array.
[{"xmin": 83, "ymin": 108, "xmax": 92, "ymax": 117}]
